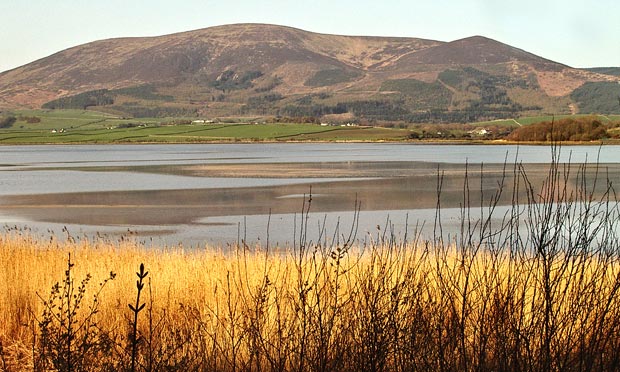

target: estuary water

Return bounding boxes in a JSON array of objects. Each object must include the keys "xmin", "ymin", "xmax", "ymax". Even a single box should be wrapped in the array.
[{"xmin": 0, "ymin": 143, "xmax": 618, "ymax": 248}]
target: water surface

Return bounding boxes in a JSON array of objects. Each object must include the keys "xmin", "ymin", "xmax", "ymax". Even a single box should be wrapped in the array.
[{"xmin": 1, "ymin": 143, "xmax": 618, "ymax": 247}]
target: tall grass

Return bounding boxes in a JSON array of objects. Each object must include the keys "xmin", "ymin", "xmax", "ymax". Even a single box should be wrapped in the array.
[{"xmin": 1, "ymin": 147, "xmax": 620, "ymax": 371}]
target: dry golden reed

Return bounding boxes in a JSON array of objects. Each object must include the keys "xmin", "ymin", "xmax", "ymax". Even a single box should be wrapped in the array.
[{"xmin": 0, "ymin": 227, "xmax": 619, "ymax": 371}]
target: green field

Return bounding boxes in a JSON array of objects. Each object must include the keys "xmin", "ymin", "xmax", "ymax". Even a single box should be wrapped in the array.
[
  {"xmin": 1, "ymin": 109, "xmax": 619, "ymax": 144},
  {"xmin": 0, "ymin": 110, "xmax": 412, "ymax": 143}
]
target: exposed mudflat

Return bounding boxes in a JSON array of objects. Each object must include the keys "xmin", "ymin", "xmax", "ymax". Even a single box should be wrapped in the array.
[{"xmin": 2, "ymin": 162, "xmax": 617, "ymax": 228}]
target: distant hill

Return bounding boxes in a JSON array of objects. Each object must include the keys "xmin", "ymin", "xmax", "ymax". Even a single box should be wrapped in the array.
[
  {"xmin": 585, "ymin": 67, "xmax": 620, "ymax": 77},
  {"xmin": 1, "ymin": 23, "xmax": 619, "ymax": 123}
]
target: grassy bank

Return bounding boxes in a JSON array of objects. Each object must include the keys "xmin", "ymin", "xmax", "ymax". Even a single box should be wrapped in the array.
[{"xmin": 1, "ymin": 154, "xmax": 620, "ymax": 371}]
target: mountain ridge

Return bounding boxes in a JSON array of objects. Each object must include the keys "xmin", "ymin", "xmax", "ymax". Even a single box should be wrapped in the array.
[{"xmin": 1, "ymin": 23, "xmax": 618, "ymax": 122}]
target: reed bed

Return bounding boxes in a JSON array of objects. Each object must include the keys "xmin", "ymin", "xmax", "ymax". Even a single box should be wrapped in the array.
[{"xmin": 1, "ymin": 148, "xmax": 620, "ymax": 371}]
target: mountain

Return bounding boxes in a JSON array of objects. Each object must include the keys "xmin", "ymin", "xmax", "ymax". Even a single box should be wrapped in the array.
[{"xmin": 1, "ymin": 23, "xmax": 618, "ymax": 123}]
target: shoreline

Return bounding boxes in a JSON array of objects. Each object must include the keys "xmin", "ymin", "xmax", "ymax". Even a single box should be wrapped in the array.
[{"xmin": 0, "ymin": 138, "xmax": 615, "ymax": 146}]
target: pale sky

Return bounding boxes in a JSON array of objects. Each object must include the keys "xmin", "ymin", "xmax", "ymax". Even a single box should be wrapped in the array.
[{"xmin": 1, "ymin": 0, "xmax": 619, "ymax": 73}]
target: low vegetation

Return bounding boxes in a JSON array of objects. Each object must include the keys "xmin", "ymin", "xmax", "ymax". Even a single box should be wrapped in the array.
[
  {"xmin": 209, "ymin": 70, "xmax": 264, "ymax": 92},
  {"xmin": 41, "ymin": 86, "xmax": 178, "ymax": 114},
  {"xmin": 0, "ymin": 115, "xmax": 16, "ymax": 128},
  {"xmin": 586, "ymin": 67, "xmax": 620, "ymax": 77},
  {"xmin": 507, "ymin": 116, "xmax": 613, "ymax": 141},
  {"xmin": 570, "ymin": 81, "xmax": 620, "ymax": 114},
  {"xmin": 305, "ymin": 68, "xmax": 361, "ymax": 87},
  {"xmin": 112, "ymin": 105, "xmax": 198, "ymax": 119},
  {"xmin": 42, "ymin": 90, "xmax": 115, "ymax": 110},
  {"xmin": 112, "ymin": 85, "xmax": 174, "ymax": 102},
  {"xmin": 1, "ymin": 152, "xmax": 620, "ymax": 371},
  {"xmin": 380, "ymin": 79, "xmax": 452, "ymax": 109}
]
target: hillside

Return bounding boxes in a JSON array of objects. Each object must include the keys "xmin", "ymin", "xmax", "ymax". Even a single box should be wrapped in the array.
[{"xmin": 1, "ymin": 23, "xmax": 618, "ymax": 123}]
